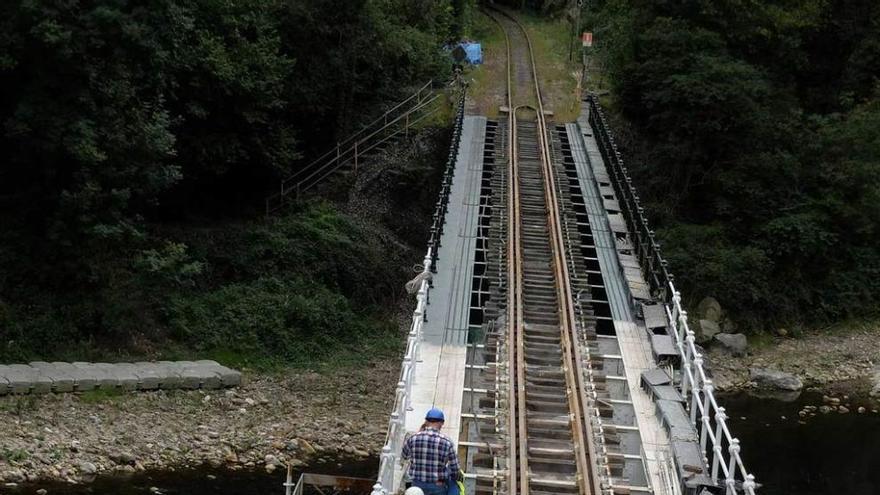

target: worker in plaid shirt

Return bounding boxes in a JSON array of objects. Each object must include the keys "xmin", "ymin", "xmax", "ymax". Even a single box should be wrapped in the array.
[{"xmin": 402, "ymin": 408, "xmax": 461, "ymax": 495}]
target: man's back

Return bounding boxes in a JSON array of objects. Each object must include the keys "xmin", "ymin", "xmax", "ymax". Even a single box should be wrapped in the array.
[{"xmin": 402, "ymin": 427, "xmax": 460, "ymax": 484}]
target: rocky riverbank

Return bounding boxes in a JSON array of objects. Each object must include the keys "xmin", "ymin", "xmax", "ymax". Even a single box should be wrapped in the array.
[
  {"xmin": 707, "ymin": 319, "xmax": 880, "ymax": 400},
  {"xmin": 0, "ymin": 362, "xmax": 397, "ymax": 485}
]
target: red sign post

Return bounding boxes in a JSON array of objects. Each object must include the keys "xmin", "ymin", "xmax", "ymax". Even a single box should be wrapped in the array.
[{"xmin": 582, "ymin": 32, "xmax": 593, "ymax": 48}]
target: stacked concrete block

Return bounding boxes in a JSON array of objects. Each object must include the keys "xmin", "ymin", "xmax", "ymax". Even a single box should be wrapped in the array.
[{"xmin": 0, "ymin": 360, "xmax": 242, "ymax": 395}]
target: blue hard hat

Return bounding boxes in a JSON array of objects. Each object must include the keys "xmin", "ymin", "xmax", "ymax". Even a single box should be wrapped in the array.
[{"xmin": 425, "ymin": 407, "xmax": 445, "ymax": 421}]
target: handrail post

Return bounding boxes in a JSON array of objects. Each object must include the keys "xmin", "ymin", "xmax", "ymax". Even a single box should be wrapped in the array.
[
  {"xmin": 727, "ymin": 439, "xmax": 740, "ymax": 494},
  {"xmin": 712, "ymin": 407, "xmax": 727, "ymax": 478}
]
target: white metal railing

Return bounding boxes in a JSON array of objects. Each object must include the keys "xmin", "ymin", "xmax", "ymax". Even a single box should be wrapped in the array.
[
  {"xmin": 587, "ymin": 92, "xmax": 757, "ymax": 494},
  {"xmin": 371, "ymin": 85, "xmax": 466, "ymax": 495},
  {"xmin": 372, "ymin": 249, "xmax": 433, "ymax": 495},
  {"xmin": 665, "ymin": 281, "xmax": 757, "ymax": 495}
]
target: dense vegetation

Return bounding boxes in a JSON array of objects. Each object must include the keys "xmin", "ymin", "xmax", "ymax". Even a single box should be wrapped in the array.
[
  {"xmin": 0, "ymin": 0, "xmax": 475, "ymax": 364},
  {"xmin": 586, "ymin": 0, "xmax": 880, "ymax": 329}
]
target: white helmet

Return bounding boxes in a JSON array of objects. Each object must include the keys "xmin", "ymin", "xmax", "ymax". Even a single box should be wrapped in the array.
[{"xmin": 405, "ymin": 487, "xmax": 425, "ymax": 495}]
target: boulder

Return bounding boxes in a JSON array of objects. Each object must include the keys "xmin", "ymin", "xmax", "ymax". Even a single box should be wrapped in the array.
[
  {"xmin": 750, "ymin": 367, "xmax": 803, "ymax": 391},
  {"xmin": 696, "ymin": 297, "xmax": 722, "ymax": 322},
  {"xmin": 720, "ymin": 318, "xmax": 737, "ymax": 334},
  {"xmin": 871, "ymin": 366, "xmax": 880, "ymax": 398},
  {"xmin": 714, "ymin": 333, "xmax": 748, "ymax": 357},
  {"xmin": 694, "ymin": 319, "xmax": 721, "ymax": 344},
  {"xmin": 77, "ymin": 461, "xmax": 97, "ymax": 475},
  {"xmin": 110, "ymin": 451, "xmax": 136, "ymax": 466}
]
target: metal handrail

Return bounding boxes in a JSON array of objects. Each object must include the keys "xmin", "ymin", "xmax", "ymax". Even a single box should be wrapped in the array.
[
  {"xmin": 586, "ymin": 93, "xmax": 757, "ymax": 494},
  {"xmin": 372, "ymin": 87, "xmax": 467, "ymax": 495},
  {"xmin": 285, "ymin": 81, "xmax": 435, "ymax": 185},
  {"xmin": 266, "ymin": 81, "xmax": 442, "ymax": 214},
  {"xmin": 666, "ymin": 284, "xmax": 757, "ymax": 494}
]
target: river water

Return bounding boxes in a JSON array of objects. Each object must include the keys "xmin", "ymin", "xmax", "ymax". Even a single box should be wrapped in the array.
[
  {"xmin": 723, "ymin": 392, "xmax": 880, "ymax": 494},
  {"xmin": 11, "ymin": 395, "xmax": 880, "ymax": 495}
]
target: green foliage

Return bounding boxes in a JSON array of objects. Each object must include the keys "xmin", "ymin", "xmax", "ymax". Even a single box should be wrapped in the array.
[
  {"xmin": 78, "ymin": 387, "xmax": 125, "ymax": 404},
  {"xmin": 0, "ymin": 201, "xmax": 416, "ymax": 367},
  {"xmin": 135, "ymin": 242, "xmax": 204, "ymax": 288},
  {"xmin": 588, "ymin": 0, "xmax": 880, "ymax": 327},
  {"xmin": 0, "ymin": 447, "xmax": 30, "ymax": 463},
  {"xmin": 167, "ymin": 276, "xmax": 396, "ymax": 368},
  {"xmin": 0, "ymin": 2, "xmax": 470, "ymax": 364}
]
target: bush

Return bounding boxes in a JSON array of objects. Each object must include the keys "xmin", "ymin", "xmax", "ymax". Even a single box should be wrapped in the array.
[{"xmin": 167, "ymin": 276, "xmax": 394, "ymax": 368}]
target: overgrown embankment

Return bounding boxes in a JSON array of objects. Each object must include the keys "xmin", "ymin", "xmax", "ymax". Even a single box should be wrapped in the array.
[
  {"xmin": 1, "ymin": 126, "xmax": 448, "ymax": 369},
  {"xmin": 0, "ymin": 0, "xmax": 479, "ymax": 366}
]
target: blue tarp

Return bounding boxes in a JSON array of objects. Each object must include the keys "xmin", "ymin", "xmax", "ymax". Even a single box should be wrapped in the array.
[{"xmin": 460, "ymin": 42, "xmax": 482, "ymax": 64}]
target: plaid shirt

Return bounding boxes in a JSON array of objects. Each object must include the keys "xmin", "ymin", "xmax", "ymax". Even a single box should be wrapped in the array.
[{"xmin": 401, "ymin": 427, "xmax": 460, "ymax": 483}]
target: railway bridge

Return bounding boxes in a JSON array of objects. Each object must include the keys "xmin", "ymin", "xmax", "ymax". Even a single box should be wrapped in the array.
[{"xmin": 279, "ymin": 8, "xmax": 758, "ymax": 495}]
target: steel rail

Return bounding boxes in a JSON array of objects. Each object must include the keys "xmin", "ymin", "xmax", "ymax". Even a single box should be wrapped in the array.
[{"xmin": 485, "ymin": 6, "xmax": 598, "ymax": 495}]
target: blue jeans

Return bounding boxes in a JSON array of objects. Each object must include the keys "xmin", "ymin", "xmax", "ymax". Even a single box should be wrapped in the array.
[{"xmin": 412, "ymin": 480, "xmax": 447, "ymax": 495}]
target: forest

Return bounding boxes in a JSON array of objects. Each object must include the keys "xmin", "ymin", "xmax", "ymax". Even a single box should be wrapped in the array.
[
  {"xmin": 587, "ymin": 0, "xmax": 880, "ymax": 328},
  {"xmin": 0, "ymin": 0, "xmax": 475, "ymax": 364}
]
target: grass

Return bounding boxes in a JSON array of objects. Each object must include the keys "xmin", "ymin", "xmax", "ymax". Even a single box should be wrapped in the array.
[
  {"xmin": 185, "ymin": 325, "xmax": 404, "ymax": 374},
  {"xmin": 518, "ymin": 12, "xmax": 581, "ymax": 122},
  {"xmin": 463, "ymin": 9, "xmax": 582, "ymax": 122},
  {"xmin": 0, "ymin": 448, "xmax": 29, "ymax": 463},
  {"xmin": 0, "ymin": 395, "xmax": 38, "ymax": 417},
  {"xmin": 78, "ymin": 387, "xmax": 126, "ymax": 404},
  {"xmin": 465, "ymin": 10, "xmax": 506, "ymax": 118}
]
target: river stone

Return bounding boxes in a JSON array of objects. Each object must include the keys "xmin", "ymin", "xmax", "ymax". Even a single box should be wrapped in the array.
[
  {"xmin": 299, "ymin": 439, "xmax": 316, "ymax": 455},
  {"xmin": 696, "ymin": 297, "xmax": 722, "ymax": 322},
  {"xmin": 750, "ymin": 367, "xmax": 803, "ymax": 391},
  {"xmin": 77, "ymin": 461, "xmax": 97, "ymax": 475},
  {"xmin": 694, "ymin": 319, "xmax": 721, "ymax": 344},
  {"xmin": 714, "ymin": 333, "xmax": 748, "ymax": 357},
  {"xmin": 871, "ymin": 366, "xmax": 880, "ymax": 398},
  {"xmin": 111, "ymin": 451, "xmax": 136, "ymax": 465},
  {"xmin": 720, "ymin": 318, "xmax": 737, "ymax": 334}
]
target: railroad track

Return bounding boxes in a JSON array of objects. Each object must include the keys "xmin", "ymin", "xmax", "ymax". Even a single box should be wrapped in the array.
[{"xmin": 483, "ymin": 7, "xmax": 600, "ymax": 495}]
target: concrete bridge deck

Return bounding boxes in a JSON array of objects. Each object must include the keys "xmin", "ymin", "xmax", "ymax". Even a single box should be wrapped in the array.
[{"xmin": 405, "ymin": 115, "xmax": 488, "ymax": 442}]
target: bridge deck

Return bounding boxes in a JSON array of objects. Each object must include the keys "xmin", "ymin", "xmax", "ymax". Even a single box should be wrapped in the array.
[
  {"xmin": 567, "ymin": 111, "xmax": 671, "ymax": 494},
  {"xmin": 406, "ymin": 116, "xmax": 488, "ymax": 440}
]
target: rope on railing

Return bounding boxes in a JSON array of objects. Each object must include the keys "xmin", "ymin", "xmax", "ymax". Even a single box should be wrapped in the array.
[
  {"xmin": 586, "ymin": 93, "xmax": 757, "ymax": 495},
  {"xmin": 372, "ymin": 84, "xmax": 467, "ymax": 495}
]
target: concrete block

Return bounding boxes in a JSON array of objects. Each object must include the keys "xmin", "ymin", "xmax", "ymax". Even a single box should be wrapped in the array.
[
  {"xmin": 177, "ymin": 367, "xmax": 203, "ymax": 389},
  {"xmin": 9, "ymin": 364, "xmax": 52, "ymax": 393},
  {"xmin": 0, "ymin": 360, "xmax": 242, "ymax": 395},
  {"xmin": 152, "ymin": 362, "xmax": 183, "ymax": 389},
  {"xmin": 66, "ymin": 364, "xmax": 99, "ymax": 391},
  {"xmin": 102, "ymin": 363, "xmax": 138, "ymax": 390},
  {"xmin": 0, "ymin": 366, "xmax": 10, "ymax": 395},
  {"xmin": 215, "ymin": 366, "xmax": 242, "ymax": 387},
  {"xmin": 74, "ymin": 362, "xmax": 119, "ymax": 388},
  {"xmin": 30, "ymin": 362, "xmax": 76, "ymax": 392},
  {"xmin": 200, "ymin": 369, "xmax": 222, "ymax": 390},
  {"xmin": 132, "ymin": 363, "xmax": 161, "ymax": 390}
]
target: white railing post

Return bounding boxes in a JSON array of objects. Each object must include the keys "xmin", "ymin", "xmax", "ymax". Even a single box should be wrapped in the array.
[
  {"xmin": 712, "ymin": 407, "xmax": 727, "ymax": 479},
  {"xmin": 726, "ymin": 439, "xmax": 740, "ymax": 494},
  {"xmin": 744, "ymin": 473, "xmax": 757, "ymax": 495}
]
